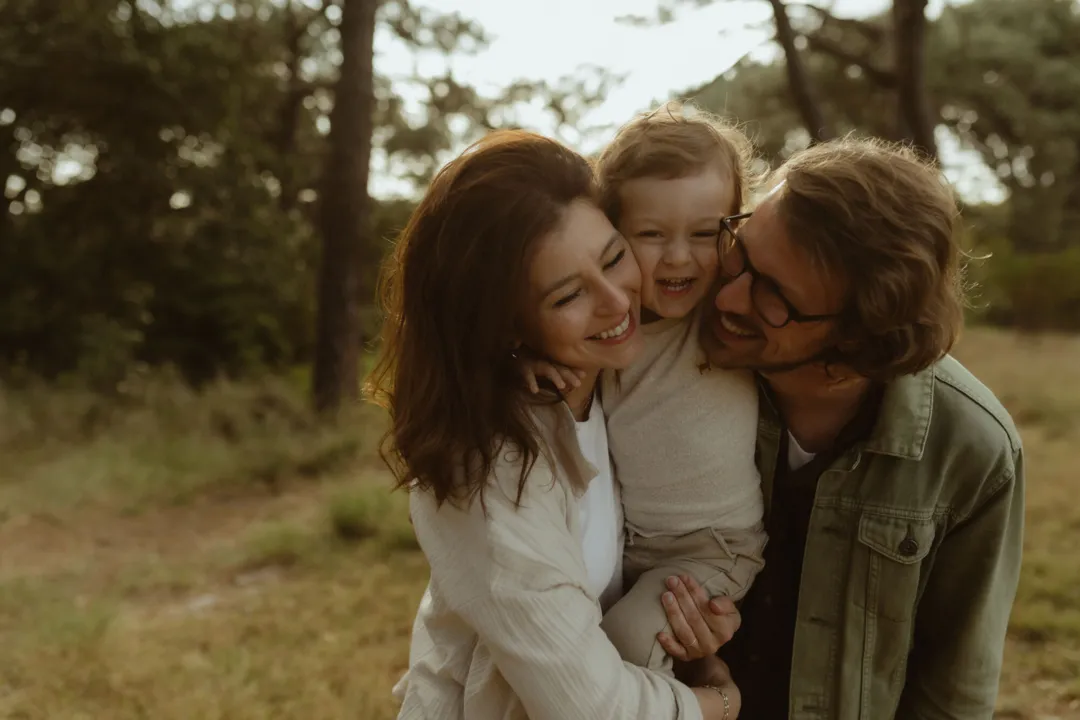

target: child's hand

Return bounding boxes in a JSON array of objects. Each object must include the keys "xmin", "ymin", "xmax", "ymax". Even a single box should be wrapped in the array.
[
  {"xmin": 515, "ymin": 352, "xmax": 586, "ymax": 394},
  {"xmin": 658, "ymin": 574, "xmax": 742, "ymax": 662}
]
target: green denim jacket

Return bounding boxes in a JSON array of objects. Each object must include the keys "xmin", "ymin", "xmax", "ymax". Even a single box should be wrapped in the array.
[{"xmin": 757, "ymin": 354, "xmax": 1025, "ymax": 720}]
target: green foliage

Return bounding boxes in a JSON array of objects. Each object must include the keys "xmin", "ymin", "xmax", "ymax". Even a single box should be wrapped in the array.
[
  {"xmin": 0, "ymin": 0, "xmax": 611, "ymax": 384},
  {"xmin": 0, "ymin": 369, "xmax": 373, "ymax": 514},
  {"xmin": 979, "ymin": 244, "xmax": 1080, "ymax": 333},
  {"xmin": 240, "ymin": 520, "xmax": 320, "ymax": 570},
  {"xmin": 680, "ymin": 0, "xmax": 1080, "ymax": 327},
  {"xmin": 690, "ymin": 0, "xmax": 1080, "ymax": 257},
  {"xmin": 327, "ymin": 487, "xmax": 386, "ymax": 541},
  {"xmin": 327, "ymin": 485, "xmax": 417, "ymax": 550}
]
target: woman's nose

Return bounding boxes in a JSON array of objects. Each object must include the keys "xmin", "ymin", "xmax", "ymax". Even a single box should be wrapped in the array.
[{"xmin": 597, "ymin": 277, "xmax": 631, "ymax": 317}]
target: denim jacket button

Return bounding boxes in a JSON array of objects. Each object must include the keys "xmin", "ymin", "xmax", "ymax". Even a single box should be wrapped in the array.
[{"xmin": 898, "ymin": 537, "xmax": 919, "ymax": 557}]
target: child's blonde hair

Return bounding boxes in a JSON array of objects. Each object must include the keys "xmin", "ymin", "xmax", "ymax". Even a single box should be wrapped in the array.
[{"xmin": 594, "ymin": 100, "xmax": 760, "ymax": 225}]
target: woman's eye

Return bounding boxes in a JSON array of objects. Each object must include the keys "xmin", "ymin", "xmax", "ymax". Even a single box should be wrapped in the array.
[
  {"xmin": 603, "ymin": 249, "xmax": 626, "ymax": 270},
  {"xmin": 553, "ymin": 290, "xmax": 581, "ymax": 308}
]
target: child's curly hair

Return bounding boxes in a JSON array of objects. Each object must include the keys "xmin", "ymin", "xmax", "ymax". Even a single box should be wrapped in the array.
[{"xmin": 594, "ymin": 100, "xmax": 762, "ymax": 225}]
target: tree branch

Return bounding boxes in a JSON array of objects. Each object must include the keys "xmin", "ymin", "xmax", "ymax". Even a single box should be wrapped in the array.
[
  {"xmin": 297, "ymin": 0, "xmax": 335, "ymax": 40},
  {"xmin": 768, "ymin": 0, "xmax": 833, "ymax": 141},
  {"xmin": 803, "ymin": 32, "xmax": 896, "ymax": 87},
  {"xmin": 796, "ymin": 2, "xmax": 885, "ymax": 41}
]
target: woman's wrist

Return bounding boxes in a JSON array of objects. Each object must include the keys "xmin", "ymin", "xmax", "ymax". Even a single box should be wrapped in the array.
[
  {"xmin": 700, "ymin": 684, "xmax": 730, "ymax": 719},
  {"xmin": 691, "ymin": 684, "xmax": 737, "ymax": 720}
]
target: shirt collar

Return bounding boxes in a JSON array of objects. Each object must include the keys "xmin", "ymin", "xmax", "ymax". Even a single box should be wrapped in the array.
[
  {"xmin": 862, "ymin": 365, "xmax": 935, "ymax": 460},
  {"xmin": 756, "ymin": 363, "xmax": 936, "ymax": 461}
]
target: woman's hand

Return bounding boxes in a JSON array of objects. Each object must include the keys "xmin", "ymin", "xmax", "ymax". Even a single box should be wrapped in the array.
[
  {"xmin": 513, "ymin": 349, "xmax": 585, "ymax": 394},
  {"xmin": 658, "ymin": 574, "xmax": 741, "ymax": 661},
  {"xmin": 688, "ymin": 655, "xmax": 742, "ymax": 719}
]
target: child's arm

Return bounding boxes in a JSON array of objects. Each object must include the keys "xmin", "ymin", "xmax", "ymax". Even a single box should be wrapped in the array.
[{"xmin": 513, "ymin": 348, "xmax": 586, "ymax": 394}]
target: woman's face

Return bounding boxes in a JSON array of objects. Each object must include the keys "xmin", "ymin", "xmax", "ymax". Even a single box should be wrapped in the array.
[{"xmin": 520, "ymin": 199, "xmax": 644, "ymax": 372}]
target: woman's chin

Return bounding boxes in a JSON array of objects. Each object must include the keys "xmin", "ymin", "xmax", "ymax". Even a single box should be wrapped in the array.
[{"xmin": 596, "ymin": 332, "xmax": 645, "ymax": 370}]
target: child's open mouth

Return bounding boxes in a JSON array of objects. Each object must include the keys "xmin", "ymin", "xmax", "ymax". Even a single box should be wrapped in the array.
[{"xmin": 657, "ymin": 277, "xmax": 695, "ymax": 297}]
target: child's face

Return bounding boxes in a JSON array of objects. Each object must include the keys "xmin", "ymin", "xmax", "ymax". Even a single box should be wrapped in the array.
[{"xmin": 617, "ymin": 166, "xmax": 736, "ymax": 319}]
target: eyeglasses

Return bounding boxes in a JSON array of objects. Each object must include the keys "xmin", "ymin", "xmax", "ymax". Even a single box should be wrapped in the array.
[{"xmin": 717, "ymin": 212, "xmax": 839, "ymax": 329}]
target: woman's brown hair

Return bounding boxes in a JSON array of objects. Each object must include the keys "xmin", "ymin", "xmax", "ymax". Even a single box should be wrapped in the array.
[{"xmin": 366, "ymin": 130, "xmax": 599, "ymax": 507}]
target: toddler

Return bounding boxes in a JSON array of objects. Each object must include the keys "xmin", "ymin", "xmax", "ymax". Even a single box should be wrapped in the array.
[{"xmin": 525, "ymin": 102, "xmax": 767, "ymax": 675}]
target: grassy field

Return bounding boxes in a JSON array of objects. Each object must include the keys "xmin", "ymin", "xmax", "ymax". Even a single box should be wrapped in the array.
[{"xmin": 0, "ymin": 327, "xmax": 1077, "ymax": 719}]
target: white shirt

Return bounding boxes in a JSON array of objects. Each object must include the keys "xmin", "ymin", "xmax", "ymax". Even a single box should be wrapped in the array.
[
  {"xmin": 788, "ymin": 431, "xmax": 817, "ymax": 470},
  {"xmin": 573, "ymin": 394, "xmax": 624, "ymax": 612}
]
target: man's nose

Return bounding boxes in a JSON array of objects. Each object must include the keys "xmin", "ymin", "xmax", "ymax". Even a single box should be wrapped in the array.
[{"xmin": 715, "ymin": 272, "xmax": 753, "ymax": 315}]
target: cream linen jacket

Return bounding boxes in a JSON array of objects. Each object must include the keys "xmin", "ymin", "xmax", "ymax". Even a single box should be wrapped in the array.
[{"xmin": 392, "ymin": 400, "xmax": 703, "ymax": 720}]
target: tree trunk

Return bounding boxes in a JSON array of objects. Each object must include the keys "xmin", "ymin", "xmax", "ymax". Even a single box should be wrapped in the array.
[
  {"xmin": 768, "ymin": 0, "xmax": 834, "ymax": 143},
  {"xmin": 312, "ymin": 0, "xmax": 378, "ymax": 415},
  {"xmin": 893, "ymin": 0, "xmax": 937, "ymax": 159},
  {"xmin": 274, "ymin": 1, "xmax": 305, "ymax": 211}
]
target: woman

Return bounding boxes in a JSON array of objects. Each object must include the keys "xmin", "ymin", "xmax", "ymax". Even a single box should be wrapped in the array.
[{"xmin": 369, "ymin": 130, "xmax": 740, "ymax": 719}]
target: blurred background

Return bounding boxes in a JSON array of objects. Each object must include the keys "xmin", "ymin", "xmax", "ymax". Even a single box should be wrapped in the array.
[{"xmin": 0, "ymin": 1, "xmax": 1077, "ymax": 718}]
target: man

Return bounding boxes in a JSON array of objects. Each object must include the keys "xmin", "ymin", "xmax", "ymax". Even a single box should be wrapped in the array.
[{"xmin": 704, "ymin": 138, "xmax": 1024, "ymax": 719}]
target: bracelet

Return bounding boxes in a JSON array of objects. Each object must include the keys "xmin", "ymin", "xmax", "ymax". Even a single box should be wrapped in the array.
[{"xmin": 701, "ymin": 684, "xmax": 730, "ymax": 720}]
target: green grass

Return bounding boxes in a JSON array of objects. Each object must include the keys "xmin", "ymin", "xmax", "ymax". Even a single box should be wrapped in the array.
[
  {"xmin": 0, "ymin": 328, "xmax": 1077, "ymax": 718},
  {"xmin": 0, "ymin": 372, "xmax": 375, "ymax": 515}
]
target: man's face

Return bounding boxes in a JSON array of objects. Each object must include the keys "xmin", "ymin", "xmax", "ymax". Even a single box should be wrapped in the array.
[{"xmin": 701, "ymin": 191, "xmax": 845, "ymax": 373}]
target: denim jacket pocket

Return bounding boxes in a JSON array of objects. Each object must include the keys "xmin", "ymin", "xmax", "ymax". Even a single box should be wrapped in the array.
[{"xmin": 854, "ymin": 512, "xmax": 936, "ymax": 623}]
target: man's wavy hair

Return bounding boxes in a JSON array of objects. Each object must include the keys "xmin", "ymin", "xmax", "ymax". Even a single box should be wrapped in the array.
[{"xmin": 772, "ymin": 137, "xmax": 968, "ymax": 380}]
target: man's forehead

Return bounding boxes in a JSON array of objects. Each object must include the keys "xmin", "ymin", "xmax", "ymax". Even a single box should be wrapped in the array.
[{"xmin": 744, "ymin": 194, "xmax": 838, "ymax": 309}]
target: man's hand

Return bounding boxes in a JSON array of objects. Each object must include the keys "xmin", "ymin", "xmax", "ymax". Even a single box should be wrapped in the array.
[{"xmin": 658, "ymin": 574, "xmax": 741, "ymax": 661}]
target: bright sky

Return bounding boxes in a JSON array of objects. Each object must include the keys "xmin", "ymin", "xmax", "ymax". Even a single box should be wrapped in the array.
[{"xmin": 374, "ymin": 0, "xmax": 1003, "ymax": 202}]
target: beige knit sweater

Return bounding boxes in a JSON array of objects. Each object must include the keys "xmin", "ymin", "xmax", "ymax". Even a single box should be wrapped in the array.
[{"xmin": 601, "ymin": 312, "xmax": 763, "ymax": 538}]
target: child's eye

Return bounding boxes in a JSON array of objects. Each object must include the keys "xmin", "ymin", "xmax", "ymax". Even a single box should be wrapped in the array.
[
  {"xmin": 693, "ymin": 230, "xmax": 720, "ymax": 238},
  {"xmin": 553, "ymin": 290, "xmax": 581, "ymax": 308},
  {"xmin": 636, "ymin": 230, "xmax": 663, "ymax": 238},
  {"xmin": 603, "ymin": 249, "xmax": 626, "ymax": 270}
]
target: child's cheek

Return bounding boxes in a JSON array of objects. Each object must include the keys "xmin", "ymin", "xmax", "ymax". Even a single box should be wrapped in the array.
[
  {"xmin": 625, "ymin": 239, "xmax": 660, "ymax": 279},
  {"xmin": 694, "ymin": 246, "xmax": 721, "ymax": 280}
]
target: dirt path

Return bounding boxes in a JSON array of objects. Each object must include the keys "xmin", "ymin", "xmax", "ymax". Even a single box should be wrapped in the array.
[{"xmin": 0, "ymin": 483, "xmax": 326, "ymax": 585}]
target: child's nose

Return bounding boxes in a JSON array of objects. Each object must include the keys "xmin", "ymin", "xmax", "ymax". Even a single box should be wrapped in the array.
[{"xmin": 662, "ymin": 238, "xmax": 691, "ymax": 266}]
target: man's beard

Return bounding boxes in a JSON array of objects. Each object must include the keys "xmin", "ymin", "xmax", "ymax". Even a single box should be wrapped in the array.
[
  {"xmin": 744, "ymin": 345, "xmax": 844, "ymax": 375},
  {"xmin": 704, "ymin": 311, "xmax": 843, "ymax": 376}
]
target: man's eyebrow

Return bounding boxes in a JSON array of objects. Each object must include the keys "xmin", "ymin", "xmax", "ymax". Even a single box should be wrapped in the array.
[{"xmin": 539, "ymin": 231, "xmax": 621, "ymax": 300}]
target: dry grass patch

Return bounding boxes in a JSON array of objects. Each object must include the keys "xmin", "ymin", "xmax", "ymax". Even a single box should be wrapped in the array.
[
  {"xmin": 953, "ymin": 329, "xmax": 1080, "ymax": 717},
  {"xmin": 0, "ymin": 544, "xmax": 427, "ymax": 720},
  {"xmin": 1, "ymin": 328, "xmax": 1078, "ymax": 718},
  {"xmin": 0, "ymin": 372, "xmax": 375, "ymax": 517}
]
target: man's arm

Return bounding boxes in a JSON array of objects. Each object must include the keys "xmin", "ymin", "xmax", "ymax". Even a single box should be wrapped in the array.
[{"xmin": 897, "ymin": 451, "xmax": 1025, "ymax": 719}]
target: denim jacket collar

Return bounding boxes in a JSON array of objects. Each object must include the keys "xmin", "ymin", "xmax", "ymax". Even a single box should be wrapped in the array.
[{"xmin": 862, "ymin": 366, "xmax": 935, "ymax": 460}]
